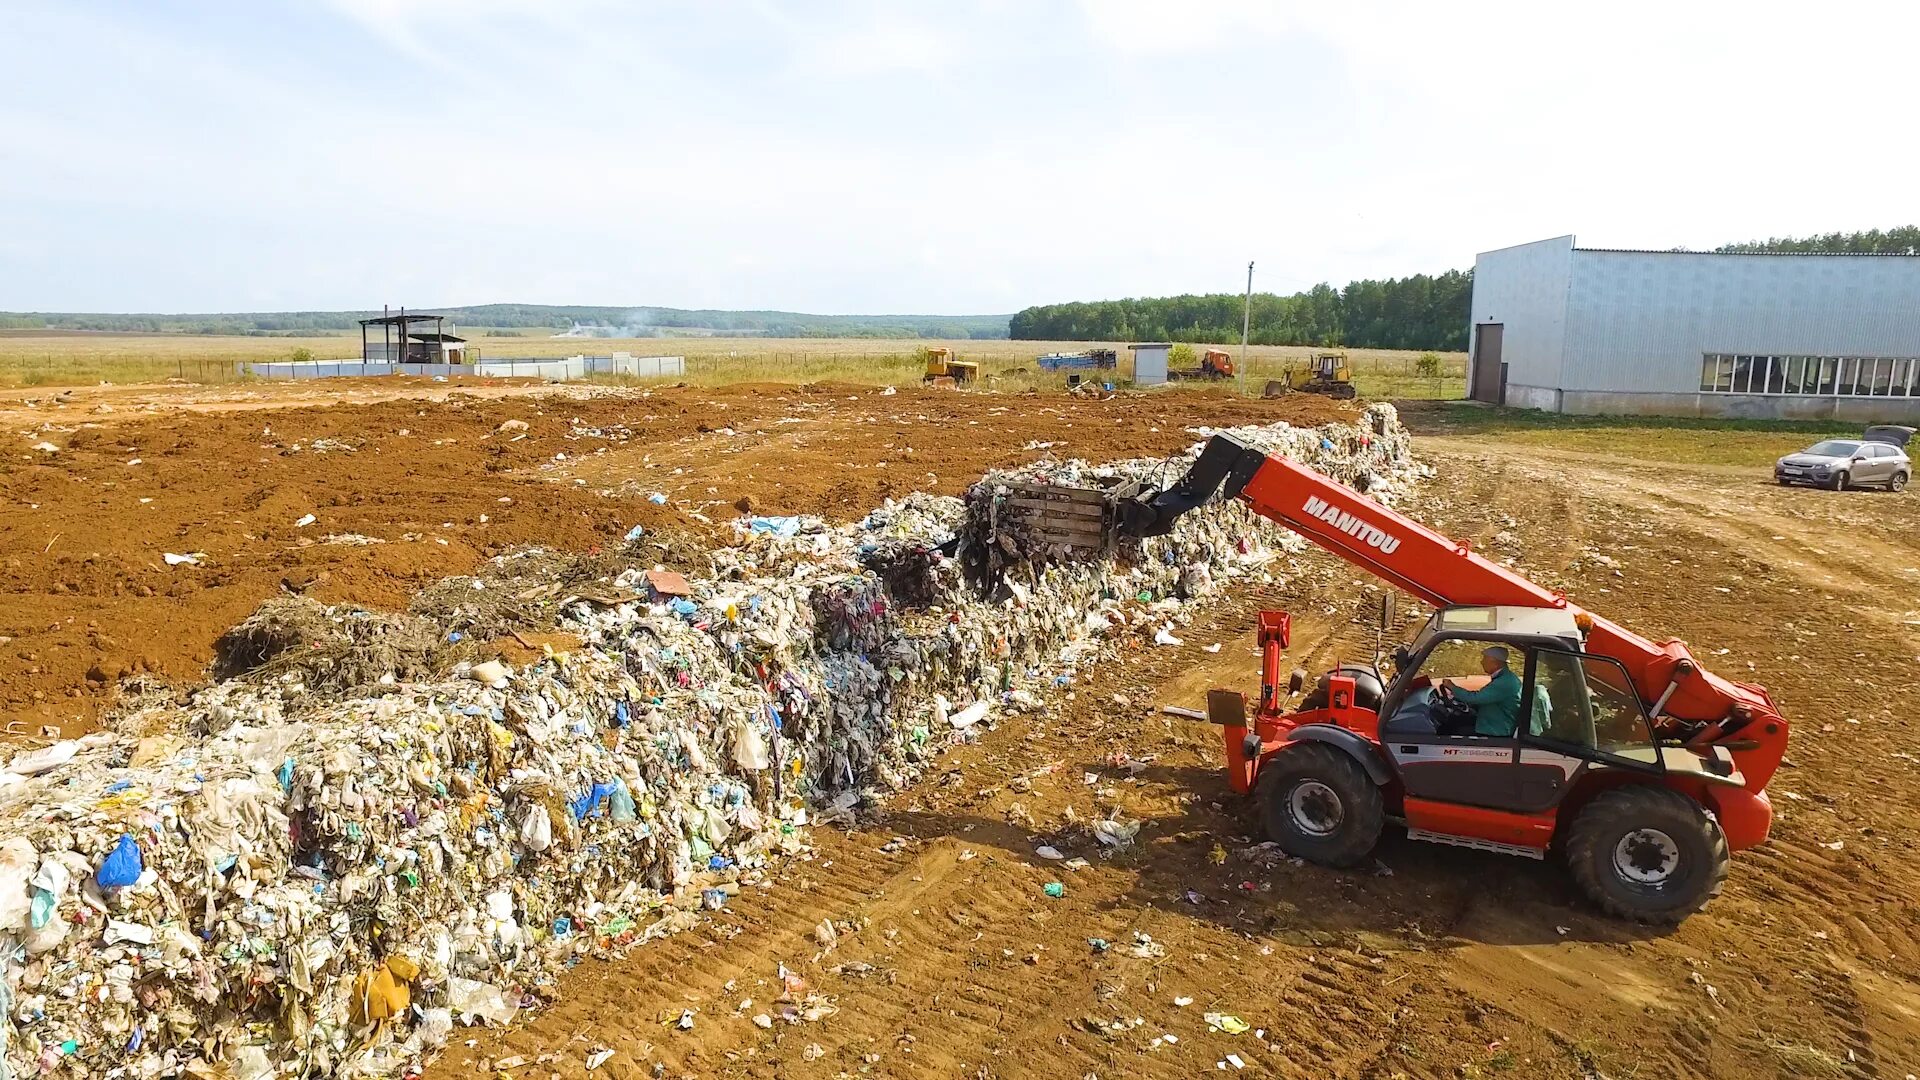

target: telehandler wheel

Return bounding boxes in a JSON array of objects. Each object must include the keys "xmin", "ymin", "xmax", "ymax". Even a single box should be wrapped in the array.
[
  {"xmin": 1255, "ymin": 743, "xmax": 1384, "ymax": 868},
  {"xmin": 1565, "ymin": 786, "xmax": 1728, "ymax": 924}
]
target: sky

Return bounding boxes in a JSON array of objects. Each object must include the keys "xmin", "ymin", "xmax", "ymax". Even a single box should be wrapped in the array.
[{"xmin": 3, "ymin": 0, "xmax": 1916, "ymax": 315}]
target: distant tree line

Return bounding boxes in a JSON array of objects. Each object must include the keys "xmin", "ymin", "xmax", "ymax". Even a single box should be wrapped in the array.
[
  {"xmin": 1715, "ymin": 225, "xmax": 1920, "ymax": 255},
  {"xmin": 0, "ymin": 304, "xmax": 1013, "ymax": 340},
  {"xmin": 1010, "ymin": 270, "xmax": 1473, "ymax": 351}
]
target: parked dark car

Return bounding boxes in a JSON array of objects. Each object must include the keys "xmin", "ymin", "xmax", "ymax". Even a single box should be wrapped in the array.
[{"xmin": 1775, "ymin": 426, "xmax": 1912, "ymax": 491}]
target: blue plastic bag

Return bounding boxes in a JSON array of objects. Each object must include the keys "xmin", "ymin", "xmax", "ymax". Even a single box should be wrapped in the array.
[{"xmin": 97, "ymin": 834, "xmax": 143, "ymax": 889}]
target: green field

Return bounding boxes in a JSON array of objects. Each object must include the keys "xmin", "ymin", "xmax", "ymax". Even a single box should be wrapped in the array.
[
  {"xmin": 0, "ymin": 332, "xmax": 1468, "ymax": 398},
  {"xmin": 1397, "ymin": 401, "xmax": 1862, "ymax": 468}
]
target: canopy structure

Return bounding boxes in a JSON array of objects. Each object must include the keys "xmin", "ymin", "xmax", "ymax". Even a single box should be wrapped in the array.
[{"xmin": 359, "ymin": 310, "xmax": 466, "ymax": 364}]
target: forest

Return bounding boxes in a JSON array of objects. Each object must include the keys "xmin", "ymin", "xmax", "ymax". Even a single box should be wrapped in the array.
[
  {"xmin": 0, "ymin": 305, "xmax": 1011, "ymax": 340},
  {"xmin": 1011, "ymin": 225, "xmax": 1918, "ymax": 350},
  {"xmin": 1010, "ymin": 270, "xmax": 1473, "ymax": 350}
]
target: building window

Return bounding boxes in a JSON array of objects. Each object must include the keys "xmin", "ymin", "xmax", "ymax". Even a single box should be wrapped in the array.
[
  {"xmin": 1700, "ymin": 353, "xmax": 1920, "ymax": 396},
  {"xmin": 1870, "ymin": 357, "xmax": 1894, "ymax": 396},
  {"xmin": 1817, "ymin": 357, "xmax": 1838, "ymax": 395},
  {"xmin": 1781, "ymin": 356, "xmax": 1805, "ymax": 394}
]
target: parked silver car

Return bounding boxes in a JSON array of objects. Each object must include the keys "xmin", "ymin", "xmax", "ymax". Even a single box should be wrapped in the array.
[{"xmin": 1775, "ymin": 426, "xmax": 1912, "ymax": 491}]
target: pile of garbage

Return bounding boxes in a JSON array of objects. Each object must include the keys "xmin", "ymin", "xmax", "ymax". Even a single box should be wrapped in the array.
[{"xmin": 0, "ymin": 405, "xmax": 1421, "ymax": 1080}]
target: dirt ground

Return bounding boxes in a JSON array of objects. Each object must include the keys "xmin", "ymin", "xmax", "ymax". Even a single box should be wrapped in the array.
[
  {"xmin": 431, "ymin": 426, "xmax": 1920, "ymax": 1079},
  {"xmin": 0, "ymin": 379, "xmax": 1349, "ymax": 734},
  {"xmin": 8, "ymin": 381, "xmax": 1919, "ymax": 1078}
]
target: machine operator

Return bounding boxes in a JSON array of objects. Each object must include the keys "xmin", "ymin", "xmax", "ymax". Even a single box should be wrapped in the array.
[{"xmin": 1439, "ymin": 646, "xmax": 1522, "ymax": 737}]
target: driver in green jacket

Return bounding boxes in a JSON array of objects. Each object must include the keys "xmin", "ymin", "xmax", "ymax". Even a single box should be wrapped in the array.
[{"xmin": 1441, "ymin": 646, "xmax": 1522, "ymax": 737}]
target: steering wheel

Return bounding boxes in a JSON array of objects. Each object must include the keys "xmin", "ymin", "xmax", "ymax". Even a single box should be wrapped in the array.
[{"xmin": 1430, "ymin": 681, "xmax": 1476, "ymax": 733}]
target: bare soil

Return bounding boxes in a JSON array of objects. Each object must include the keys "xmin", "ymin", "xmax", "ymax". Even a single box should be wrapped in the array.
[
  {"xmin": 0, "ymin": 379, "xmax": 1350, "ymax": 734},
  {"xmin": 10, "ymin": 380, "xmax": 1918, "ymax": 1078},
  {"xmin": 430, "ymin": 435, "xmax": 1920, "ymax": 1080}
]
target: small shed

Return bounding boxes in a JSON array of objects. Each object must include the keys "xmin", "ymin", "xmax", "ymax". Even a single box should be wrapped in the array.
[
  {"xmin": 360, "ymin": 310, "xmax": 468, "ymax": 365},
  {"xmin": 1130, "ymin": 342, "xmax": 1171, "ymax": 387}
]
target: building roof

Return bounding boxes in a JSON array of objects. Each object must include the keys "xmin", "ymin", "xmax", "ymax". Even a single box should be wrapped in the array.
[
  {"xmin": 406, "ymin": 332, "xmax": 466, "ymax": 343},
  {"xmin": 359, "ymin": 313, "xmax": 449, "ymax": 327},
  {"xmin": 1576, "ymin": 246, "xmax": 1920, "ymax": 257}
]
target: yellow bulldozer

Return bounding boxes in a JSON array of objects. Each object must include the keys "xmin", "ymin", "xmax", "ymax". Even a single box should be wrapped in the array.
[
  {"xmin": 922, "ymin": 347, "xmax": 980, "ymax": 387},
  {"xmin": 1281, "ymin": 350, "xmax": 1356, "ymax": 399}
]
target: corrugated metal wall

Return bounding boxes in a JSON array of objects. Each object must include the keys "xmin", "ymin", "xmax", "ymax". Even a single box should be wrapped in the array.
[
  {"xmin": 1561, "ymin": 251, "xmax": 1920, "ymax": 392},
  {"xmin": 1468, "ymin": 236, "xmax": 1574, "ymax": 391}
]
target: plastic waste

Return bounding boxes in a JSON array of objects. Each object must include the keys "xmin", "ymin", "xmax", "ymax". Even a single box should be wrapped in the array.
[
  {"xmin": 5, "ymin": 740, "xmax": 78, "ymax": 777},
  {"xmin": 94, "ymin": 833, "xmax": 142, "ymax": 889},
  {"xmin": 0, "ymin": 406, "xmax": 1422, "ymax": 1080},
  {"xmin": 948, "ymin": 701, "xmax": 989, "ymax": 729},
  {"xmin": 448, "ymin": 978, "xmax": 519, "ymax": 1026},
  {"xmin": 1205, "ymin": 1012, "xmax": 1251, "ymax": 1035}
]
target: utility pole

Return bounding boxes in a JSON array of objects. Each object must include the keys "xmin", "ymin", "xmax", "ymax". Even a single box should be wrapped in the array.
[{"xmin": 1239, "ymin": 261, "xmax": 1254, "ymax": 396}]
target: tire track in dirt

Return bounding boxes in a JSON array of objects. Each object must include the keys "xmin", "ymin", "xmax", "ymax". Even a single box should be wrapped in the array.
[{"xmin": 433, "ymin": 432, "xmax": 1920, "ymax": 1080}]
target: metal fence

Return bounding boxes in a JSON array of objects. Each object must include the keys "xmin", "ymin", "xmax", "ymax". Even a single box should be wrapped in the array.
[{"xmin": 240, "ymin": 355, "xmax": 686, "ymax": 381}]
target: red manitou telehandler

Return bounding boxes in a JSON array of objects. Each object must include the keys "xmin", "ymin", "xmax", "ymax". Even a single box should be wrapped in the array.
[{"xmin": 1112, "ymin": 434, "xmax": 1787, "ymax": 922}]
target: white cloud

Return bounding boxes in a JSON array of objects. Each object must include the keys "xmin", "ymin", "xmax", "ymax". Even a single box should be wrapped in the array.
[{"xmin": 1076, "ymin": 0, "xmax": 1293, "ymax": 54}]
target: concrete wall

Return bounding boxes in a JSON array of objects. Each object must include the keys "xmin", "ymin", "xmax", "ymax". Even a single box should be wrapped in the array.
[
  {"xmin": 1469, "ymin": 236, "xmax": 1574, "ymax": 392},
  {"xmin": 1556, "ymin": 389, "xmax": 1920, "ymax": 422},
  {"xmin": 1561, "ymin": 250, "xmax": 1920, "ymax": 393}
]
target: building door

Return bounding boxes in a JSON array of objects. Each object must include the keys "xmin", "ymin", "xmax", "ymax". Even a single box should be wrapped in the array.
[{"xmin": 1470, "ymin": 323, "xmax": 1504, "ymax": 403}]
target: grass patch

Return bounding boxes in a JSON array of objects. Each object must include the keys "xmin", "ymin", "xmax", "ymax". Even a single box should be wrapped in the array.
[
  {"xmin": 1395, "ymin": 401, "xmax": 1863, "ymax": 468},
  {"xmin": 0, "ymin": 332, "xmax": 1469, "ymax": 397}
]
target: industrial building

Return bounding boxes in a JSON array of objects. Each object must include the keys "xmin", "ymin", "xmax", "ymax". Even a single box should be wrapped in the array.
[{"xmin": 1469, "ymin": 235, "xmax": 1920, "ymax": 420}]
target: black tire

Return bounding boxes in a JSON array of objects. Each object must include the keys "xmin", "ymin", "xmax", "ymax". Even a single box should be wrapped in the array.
[
  {"xmin": 1255, "ymin": 743, "xmax": 1384, "ymax": 867},
  {"xmin": 1828, "ymin": 470, "xmax": 1849, "ymax": 492},
  {"xmin": 1891, "ymin": 471, "xmax": 1909, "ymax": 493},
  {"xmin": 1565, "ymin": 786, "xmax": 1728, "ymax": 924}
]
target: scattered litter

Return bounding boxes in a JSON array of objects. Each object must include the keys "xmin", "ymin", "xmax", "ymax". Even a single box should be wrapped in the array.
[
  {"xmin": 948, "ymin": 700, "xmax": 990, "ymax": 729},
  {"xmin": 469, "ymin": 658, "xmax": 511, "ymax": 688},
  {"xmin": 1043, "ymin": 881, "xmax": 1066, "ymax": 898},
  {"xmin": 162, "ymin": 552, "xmax": 201, "ymax": 566},
  {"xmin": 1174, "ymin": 996, "xmax": 1193, "ymax": 1006},
  {"xmin": 584, "ymin": 1047, "xmax": 615, "ymax": 1070},
  {"xmin": 1205, "ymin": 1012, "xmax": 1251, "ymax": 1035},
  {"xmin": 294, "ymin": 513, "xmax": 317, "ymax": 528},
  {"xmin": 1129, "ymin": 932, "xmax": 1167, "ymax": 959},
  {"xmin": 0, "ymin": 406, "xmax": 1422, "ymax": 1080},
  {"xmin": 648, "ymin": 491, "xmax": 669, "ymax": 505},
  {"xmin": 1036, "ymin": 845, "xmax": 1066, "ymax": 861},
  {"xmin": 1153, "ymin": 627, "xmax": 1184, "ymax": 647},
  {"xmin": 1093, "ymin": 817, "xmax": 1141, "ymax": 848}
]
